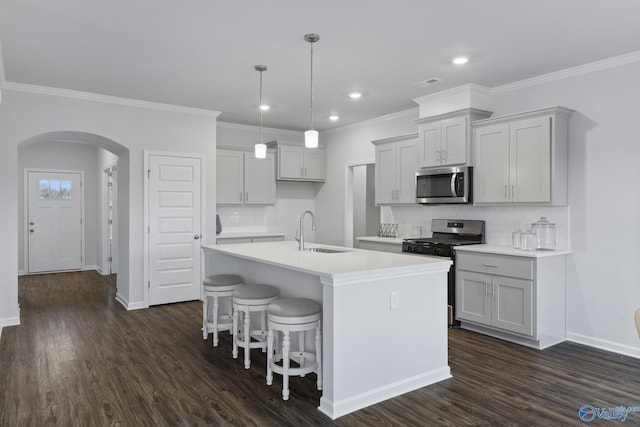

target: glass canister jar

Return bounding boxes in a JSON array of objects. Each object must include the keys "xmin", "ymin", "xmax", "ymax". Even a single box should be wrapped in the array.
[{"xmin": 531, "ymin": 217, "xmax": 556, "ymax": 250}]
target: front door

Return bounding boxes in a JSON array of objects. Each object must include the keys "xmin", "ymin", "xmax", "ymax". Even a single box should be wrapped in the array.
[
  {"xmin": 27, "ymin": 171, "xmax": 83, "ymax": 273},
  {"xmin": 147, "ymin": 154, "xmax": 203, "ymax": 305}
]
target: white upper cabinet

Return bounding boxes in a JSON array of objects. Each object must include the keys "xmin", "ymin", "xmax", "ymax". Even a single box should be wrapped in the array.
[
  {"xmin": 416, "ymin": 109, "xmax": 492, "ymax": 168},
  {"xmin": 372, "ymin": 133, "xmax": 418, "ymax": 205},
  {"xmin": 217, "ymin": 148, "xmax": 276, "ymax": 205},
  {"xmin": 268, "ymin": 141, "xmax": 325, "ymax": 182},
  {"xmin": 473, "ymin": 107, "xmax": 572, "ymax": 205}
]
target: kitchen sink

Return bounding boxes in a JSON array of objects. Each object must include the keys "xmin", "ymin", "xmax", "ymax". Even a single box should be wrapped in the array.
[{"xmin": 304, "ymin": 247, "xmax": 348, "ymax": 253}]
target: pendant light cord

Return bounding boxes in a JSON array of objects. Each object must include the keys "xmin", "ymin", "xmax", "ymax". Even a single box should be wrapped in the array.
[
  {"xmin": 259, "ymin": 68, "xmax": 264, "ymax": 144},
  {"xmin": 309, "ymin": 38, "xmax": 314, "ymax": 131}
]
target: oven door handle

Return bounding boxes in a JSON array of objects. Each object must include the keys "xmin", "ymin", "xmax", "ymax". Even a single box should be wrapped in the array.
[{"xmin": 450, "ymin": 173, "xmax": 458, "ymax": 197}]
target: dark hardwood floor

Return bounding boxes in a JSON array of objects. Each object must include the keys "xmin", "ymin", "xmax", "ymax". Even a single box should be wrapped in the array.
[{"xmin": 1, "ymin": 271, "xmax": 639, "ymax": 426}]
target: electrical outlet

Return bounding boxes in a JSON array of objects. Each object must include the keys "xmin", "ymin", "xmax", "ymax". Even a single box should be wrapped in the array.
[{"xmin": 390, "ymin": 291, "xmax": 399, "ymax": 310}]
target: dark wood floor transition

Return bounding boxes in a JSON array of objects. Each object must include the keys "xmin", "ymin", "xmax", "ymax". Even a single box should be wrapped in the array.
[{"xmin": 1, "ymin": 271, "xmax": 639, "ymax": 426}]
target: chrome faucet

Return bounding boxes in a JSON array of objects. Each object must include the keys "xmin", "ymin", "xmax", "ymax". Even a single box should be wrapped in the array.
[{"xmin": 296, "ymin": 210, "xmax": 316, "ymax": 251}]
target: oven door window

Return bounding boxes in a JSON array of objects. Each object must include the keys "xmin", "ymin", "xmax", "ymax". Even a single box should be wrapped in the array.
[{"xmin": 417, "ymin": 173, "xmax": 458, "ymax": 198}]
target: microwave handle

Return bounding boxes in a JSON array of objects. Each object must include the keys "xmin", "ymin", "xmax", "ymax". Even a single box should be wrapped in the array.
[{"xmin": 450, "ymin": 173, "xmax": 458, "ymax": 197}]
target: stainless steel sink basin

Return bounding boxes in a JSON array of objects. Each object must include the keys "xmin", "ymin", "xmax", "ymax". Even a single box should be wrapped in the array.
[{"xmin": 304, "ymin": 247, "xmax": 347, "ymax": 253}]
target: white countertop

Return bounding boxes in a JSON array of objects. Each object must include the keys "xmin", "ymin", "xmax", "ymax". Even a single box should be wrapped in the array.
[
  {"xmin": 203, "ymin": 241, "xmax": 451, "ymax": 280},
  {"xmin": 455, "ymin": 244, "xmax": 571, "ymax": 258},
  {"xmin": 356, "ymin": 236, "xmax": 405, "ymax": 245},
  {"xmin": 215, "ymin": 232, "xmax": 285, "ymax": 239}
]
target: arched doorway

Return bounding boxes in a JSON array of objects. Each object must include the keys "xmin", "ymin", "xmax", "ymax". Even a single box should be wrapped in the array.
[{"xmin": 17, "ymin": 131, "xmax": 130, "ymax": 300}]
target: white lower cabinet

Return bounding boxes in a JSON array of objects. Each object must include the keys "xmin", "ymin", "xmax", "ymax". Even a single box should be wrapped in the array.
[
  {"xmin": 216, "ymin": 235, "xmax": 285, "ymax": 245},
  {"xmin": 455, "ymin": 250, "xmax": 567, "ymax": 349},
  {"xmin": 357, "ymin": 240, "xmax": 403, "ymax": 254}
]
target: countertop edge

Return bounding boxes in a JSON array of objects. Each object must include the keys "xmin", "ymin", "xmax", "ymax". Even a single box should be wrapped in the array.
[{"xmin": 454, "ymin": 244, "xmax": 571, "ymax": 258}]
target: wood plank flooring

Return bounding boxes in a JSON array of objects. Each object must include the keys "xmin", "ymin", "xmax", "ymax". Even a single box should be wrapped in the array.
[{"xmin": 1, "ymin": 271, "xmax": 639, "ymax": 426}]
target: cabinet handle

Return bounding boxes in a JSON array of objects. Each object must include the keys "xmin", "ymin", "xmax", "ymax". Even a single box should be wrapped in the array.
[
  {"xmin": 441, "ymin": 150, "xmax": 446, "ymax": 163},
  {"xmin": 482, "ymin": 264, "xmax": 498, "ymax": 268},
  {"xmin": 485, "ymin": 282, "xmax": 490, "ymax": 297},
  {"xmin": 504, "ymin": 185, "xmax": 508, "ymax": 201},
  {"xmin": 304, "ymin": 167, "xmax": 307, "ymax": 177},
  {"xmin": 245, "ymin": 192, "xmax": 248, "ymax": 202},
  {"xmin": 437, "ymin": 150, "xmax": 441, "ymax": 163},
  {"xmin": 510, "ymin": 185, "xmax": 515, "ymax": 201}
]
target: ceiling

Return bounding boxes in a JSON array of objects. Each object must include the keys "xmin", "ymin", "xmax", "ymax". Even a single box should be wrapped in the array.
[{"xmin": 1, "ymin": 0, "xmax": 640, "ymax": 131}]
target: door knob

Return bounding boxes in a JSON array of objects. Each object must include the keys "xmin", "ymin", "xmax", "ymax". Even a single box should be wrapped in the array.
[
  {"xmin": 30, "ymin": 229, "xmax": 35, "ymax": 233},
  {"xmin": 30, "ymin": 221, "xmax": 35, "ymax": 225},
  {"xmin": 194, "ymin": 234, "xmax": 200, "ymax": 240}
]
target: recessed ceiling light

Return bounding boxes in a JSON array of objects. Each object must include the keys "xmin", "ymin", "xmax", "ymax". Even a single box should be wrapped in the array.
[
  {"xmin": 348, "ymin": 92, "xmax": 362, "ymax": 99},
  {"xmin": 259, "ymin": 104, "xmax": 270, "ymax": 111},
  {"xmin": 452, "ymin": 56, "xmax": 469, "ymax": 65},
  {"xmin": 329, "ymin": 115, "xmax": 339, "ymax": 121}
]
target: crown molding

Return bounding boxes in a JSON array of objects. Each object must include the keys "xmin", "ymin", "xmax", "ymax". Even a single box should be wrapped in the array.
[
  {"xmin": 217, "ymin": 121, "xmax": 303, "ymax": 137},
  {"xmin": 1, "ymin": 82, "xmax": 222, "ymax": 117},
  {"xmin": 491, "ymin": 50, "xmax": 640, "ymax": 94},
  {"xmin": 322, "ymin": 107, "xmax": 419, "ymax": 135}
]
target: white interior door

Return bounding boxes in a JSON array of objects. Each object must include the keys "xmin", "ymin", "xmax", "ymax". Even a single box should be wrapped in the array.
[
  {"xmin": 148, "ymin": 154, "xmax": 202, "ymax": 305},
  {"xmin": 27, "ymin": 171, "xmax": 83, "ymax": 273}
]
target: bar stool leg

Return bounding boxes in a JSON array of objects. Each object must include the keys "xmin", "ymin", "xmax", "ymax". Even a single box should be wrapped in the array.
[
  {"xmin": 212, "ymin": 294, "xmax": 220, "ymax": 347},
  {"xmin": 243, "ymin": 310, "xmax": 251, "ymax": 369},
  {"xmin": 260, "ymin": 311, "xmax": 267, "ymax": 353},
  {"xmin": 266, "ymin": 328, "xmax": 274, "ymax": 385},
  {"xmin": 298, "ymin": 331, "xmax": 306, "ymax": 376},
  {"xmin": 202, "ymin": 295, "xmax": 209, "ymax": 340},
  {"xmin": 315, "ymin": 323, "xmax": 323, "ymax": 391},
  {"xmin": 232, "ymin": 306, "xmax": 239, "ymax": 358},
  {"xmin": 282, "ymin": 329, "xmax": 291, "ymax": 401}
]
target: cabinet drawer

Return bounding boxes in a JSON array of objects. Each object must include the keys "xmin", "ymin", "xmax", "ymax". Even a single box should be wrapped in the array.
[{"xmin": 456, "ymin": 252, "xmax": 533, "ymax": 280}]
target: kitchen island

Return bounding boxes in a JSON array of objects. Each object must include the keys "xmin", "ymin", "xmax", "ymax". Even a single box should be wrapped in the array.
[{"xmin": 202, "ymin": 241, "xmax": 452, "ymax": 419}]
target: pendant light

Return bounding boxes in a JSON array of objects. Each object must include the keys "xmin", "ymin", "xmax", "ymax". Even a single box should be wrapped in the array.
[
  {"xmin": 304, "ymin": 33, "xmax": 319, "ymax": 148},
  {"xmin": 254, "ymin": 65, "xmax": 268, "ymax": 159}
]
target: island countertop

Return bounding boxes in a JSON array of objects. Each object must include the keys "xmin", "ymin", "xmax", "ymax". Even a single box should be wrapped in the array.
[
  {"xmin": 202, "ymin": 240, "xmax": 451, "ymax": 281},
  {"xmin": 202, "ymin": 240, "xmax": 452, "ymax": 419}
]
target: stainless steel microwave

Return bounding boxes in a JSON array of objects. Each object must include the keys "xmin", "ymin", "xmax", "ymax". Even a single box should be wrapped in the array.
[{"xmin": 416, "ymin": 166, "xmax": 472, "ymax": 204}]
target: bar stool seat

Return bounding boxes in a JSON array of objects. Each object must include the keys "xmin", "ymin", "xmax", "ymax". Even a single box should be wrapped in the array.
[
  {"xmin": 266, "ymin": 297, "xmax": 322, "ymax": 401},
  {"xmin": 202, "ymin": 274, "xmax": 245, "ymax": 347},
  {"xmin": 232, "ymin": 284, "xmax": 280, "ymax": 369}
]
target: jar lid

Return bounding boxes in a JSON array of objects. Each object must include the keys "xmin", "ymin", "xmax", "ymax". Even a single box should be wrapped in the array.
[{"xmin": 532, "ymin": 216, "xmax": 555, "ymax": 228}]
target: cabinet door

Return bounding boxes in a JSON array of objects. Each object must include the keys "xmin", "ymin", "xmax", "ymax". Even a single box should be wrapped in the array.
[
  {"xmin": 510, "ymin": 116, "xmax": 551, "ymax": 203},
  {"xmin": 217, "ymin": 150, "xmax": 244, "ymax": 205},
  {"xmin": 244, "ymin": 152, "xmax": 276, "ymax": 205},
  {"xmin": 418, "ymin": 122, "xmax": 441, "ymax": 168},
  {"xmin": 456, "ymin": 270, "xmax": 492, "ymax": 325},
  {"xmin": 278, "ymin": 145, "xmax": 304, "ymax": 179},
  {"xmin": 474, "ymin": 123, "xmax": 510, "ymax": 203},
  {"xmin": 441, "ymin": 116, "xmax": 467, "ymax": 166},
  {"xmin": 492, "ymin": 276, "xmax": 533, "ymax": 336},
  {"xmin": 375, "ymin": 143, "xmax": 397, "ymax": 204},
  {"xmin": 303, "ymin": 148, "xmax": 325, "ymax": 180},
  {"xmin": 396, "ymin": 139, "xmax": 417, "ymax": 203}
]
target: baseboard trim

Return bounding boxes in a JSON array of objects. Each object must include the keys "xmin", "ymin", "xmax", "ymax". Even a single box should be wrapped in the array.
[
  {"xmin": 18, "ymin": 270, "xmax": 25, "ymax": 276},
  {"xmin": 318, "ymin": 366, "xmax": 451, "ymax": 420},
  {"xmin": 83, "ymin": 265, "xmax": 97, "ymax": 272},
  {"xmin": 567, "ymin": 332, "xmax": 640, "ymax": 360},
  {"xmin": 0, "ymin": 313, "xmax": 22, "ymax": 340},
  {"xmin": 115, "ymin": 292, "xmax": 146, "ymax": 311}
]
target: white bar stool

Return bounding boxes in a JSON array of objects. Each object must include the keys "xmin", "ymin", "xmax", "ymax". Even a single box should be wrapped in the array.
[
  {"xmin": 232, "ymin": 284, "xmax": 280, "ymax": 369},
  {"xmin": 266, "ymin": 298, "xmax": 322, "ymax": 401},
  {"xmin": 202, "ymin": 274, "xmax": 245, "ymax": 347}
]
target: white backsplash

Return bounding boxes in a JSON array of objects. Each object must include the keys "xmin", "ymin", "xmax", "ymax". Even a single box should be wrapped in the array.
[{"xmin": 383, "ymin": 205, "xmax": 570, "ymax": 250}]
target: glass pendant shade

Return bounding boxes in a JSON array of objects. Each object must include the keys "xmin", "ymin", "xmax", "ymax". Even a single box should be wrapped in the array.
[
  {"xmin": 255, "ymin": 142, "xmax": 267, "ymax": 158},
  {"xmin": 305, "ymin": 129, "xmax": 318, "ymax": 148}
]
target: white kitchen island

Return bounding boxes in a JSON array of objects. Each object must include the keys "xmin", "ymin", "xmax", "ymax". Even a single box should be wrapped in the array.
[{"xmin": 202, "ymin": 241, "xmax": 452, "ymax": 419}]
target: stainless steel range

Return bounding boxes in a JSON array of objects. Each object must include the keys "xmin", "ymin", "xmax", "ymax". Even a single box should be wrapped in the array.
[{"xmin": 402, "ymin": 219, "xmax": 485, "ymax": 326}]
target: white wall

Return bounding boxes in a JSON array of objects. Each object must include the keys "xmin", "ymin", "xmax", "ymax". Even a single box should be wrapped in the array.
[
  {"xmin": 216, "ymin": 122, "xmax": 318, "ymax": 241},
  {"xmin": 18, "ymin": 141, "xmax": 101, "ymax": 273},
  {"xmin": 318, "ymin": 57, "xmax": 640, "ymax": 357},
  {"xmin": 0, "ymin": 88, "xmax": 218, "ymax": 325}
]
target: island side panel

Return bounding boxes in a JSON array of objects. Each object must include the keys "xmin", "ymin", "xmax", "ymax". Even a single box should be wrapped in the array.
[{"xmin": 319, "ymin": 270, "xmax": 451, "ymax": 419}]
